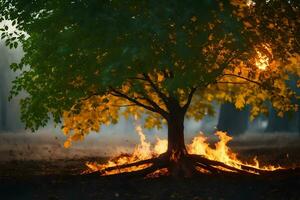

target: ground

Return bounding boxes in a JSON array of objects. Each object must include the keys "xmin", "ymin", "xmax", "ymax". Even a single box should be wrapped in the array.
[{"xmin": 1, "ymin": 139, "xmax": 300, "ymax": 200}]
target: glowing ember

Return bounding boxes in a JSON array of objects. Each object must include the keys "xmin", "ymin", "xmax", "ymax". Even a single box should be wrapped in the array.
[{"xmin": 146, "ymin": 168, "xmax": 169, "ymax": 178}]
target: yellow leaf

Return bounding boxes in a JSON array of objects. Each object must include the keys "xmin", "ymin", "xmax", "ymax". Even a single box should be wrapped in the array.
[
  {"xmin": 267, "ymin": 23, "xmax": 275, "ymax": 29},
  {"xmin": 157, "ymin": 73, "xmax": 164, "ymax": 82},
  {"xmin": 64, "ymin": 140, "xmax": 71, "ymax": 148},
  {"xmin": 243, "ymin": 21, "xmax": 252, "ymax": 28},
  {"xmin": 190, "ymin": 16, "xmax": 197, "ymax": 22},
  {"xmin": 235, "ymin": 95, "xmax": 245, "ymax": 109},
  {"xmin": 71, "ymin": 134, "xmax": 82, "ymax": 141}
]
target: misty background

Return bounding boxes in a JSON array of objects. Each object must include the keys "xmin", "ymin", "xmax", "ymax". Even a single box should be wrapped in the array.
[{"xmin": 0, "ymin": 39, "xmax": 300, "ymax": 162}]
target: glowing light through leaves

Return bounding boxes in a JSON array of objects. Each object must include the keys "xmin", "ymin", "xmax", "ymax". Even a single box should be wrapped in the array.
[
  {"xmin": 255, "ymin": 50, "xmax": 269, "ymax": 70},
  {"xmin": 255, "ymin": 44, "xmax": 272, "ymax": 70}
]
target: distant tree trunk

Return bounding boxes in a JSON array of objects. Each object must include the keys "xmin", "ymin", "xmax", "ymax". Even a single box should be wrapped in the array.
[
  {"xmin": 298, "ymin": 110, "xmax": 300, "ymax": 134},
  {"xmin": 266, "ymin": 77, "xmax": 299, "ymax": 133},
  {"xmin": 0, "ymin": 82, "xmax": 7, "ymax": 131},
  {"xmin": 217, "ymin": 103, "xmax": 249, "ymax": 135},
  {"xmin": 265, "ymin": 107, "xmax": 297, "ymax": 133},
  {"xmin": 0, "ymin": 45, "xmax": 8, "ymax": 131},
  {"xmin": 0, "ymin": 43, "xmax": 24, "ymax": 132},
  {"xmin": 0, "ymin": 85, "xmax": 5, "ymax": 130}
]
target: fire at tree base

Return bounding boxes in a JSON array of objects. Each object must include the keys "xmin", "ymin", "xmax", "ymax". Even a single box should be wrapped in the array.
[{"xmin": 83, "ymin": 124, "xmax": 288, "ymax": 178}]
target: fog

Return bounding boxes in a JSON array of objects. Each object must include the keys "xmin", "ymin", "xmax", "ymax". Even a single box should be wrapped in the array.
[
  {"xmin": 1, "ymin": 126, "xmax": 299, "ymax": 161},
  {"xmin": 0, "ymin": 40, "xmax": 24, "ymax": 131},
  {"xmin": 0, "ymin": 38, "xmax": 299, "ymax": 162},
  {"xmin": 0, "ymin": 116, "xmax": 219, "ymax": 161}
]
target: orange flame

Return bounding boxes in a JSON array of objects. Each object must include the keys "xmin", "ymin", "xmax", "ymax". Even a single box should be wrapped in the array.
[
  {"xmin": 154, "ymin": 136, "xmax": 168, "ymax": 155},
  {"xmin": 84, "ymin": 127, "xmax": 282, "ymax": 175},
  {"xmin": 187, "ymin": 131, "xmax": 282, "ymax": 172}
]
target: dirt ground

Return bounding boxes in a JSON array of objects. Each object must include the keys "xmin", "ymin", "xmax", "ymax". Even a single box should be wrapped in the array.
[{"xmin": 1, "ymin": 144, "xmax": 300, "ymax": 200}]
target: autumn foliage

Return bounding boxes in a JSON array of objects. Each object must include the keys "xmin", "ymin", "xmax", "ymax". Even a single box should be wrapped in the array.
[{"xmin": 0, "ymin": 0, "xmax": 299, "ymax": 176}]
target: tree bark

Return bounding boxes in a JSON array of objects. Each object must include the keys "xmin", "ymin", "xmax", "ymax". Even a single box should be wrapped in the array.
[
  {"xmin": 217, "ymin": 103, "xmax": 249, "ymax": 135},
  {"xmin": 265, "ymin": 107, "xmax": 297, "ymax": 133},
  {"xmin": 166, "ymin": 111, "xmax": 187, "ymax": 155},
  {"xmin": 165, "ymin": 109, "xmax": 196, "ymax": 177}
]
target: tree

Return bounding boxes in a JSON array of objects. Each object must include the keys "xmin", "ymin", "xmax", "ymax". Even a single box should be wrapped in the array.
[
  {"xmin": 0, "ymin": 0, "xmax": 299, "ymax": 176},
  {"xmin": 0, "ymin": 44, "xmax": 9, "ymax": 131},
  {"xmin": 265, "ymin": 77, "xmax": 300, "ymax": 133},
  {"xmin": 217, "ymin": 103, "xmax": 249, "ymax": 135},
  {"xmin": 265, "ymin": 107, "xmax": 297, "ymax": 132},
  {"xmin": 0, "ymin": 43, "xmax": 24, "ymax": 132}
]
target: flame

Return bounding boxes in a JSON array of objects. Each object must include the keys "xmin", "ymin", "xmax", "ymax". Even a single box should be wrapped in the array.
[
  {"xmin": 134, "ymin": 123, "xmax": 152, "ymax": 160},
  {"xmin": 188, "ymin": 132, "xmax": 238, "ymax": 167},
  {"xmin": 83, "ymin": 118, "xmax": 155, "ymax": 175},
  {"xmin": 154, "ymin": 137, "xmax": 168, "ymax": 155},
  {"xmin": 187, "ymin": 131, "xmax": 282, "ymax": 172},
  {"xmin": 84, "ymin": 127, "xmax": 282, "ymax": 176}
]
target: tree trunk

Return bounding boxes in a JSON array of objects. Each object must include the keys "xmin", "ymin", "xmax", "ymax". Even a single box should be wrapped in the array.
[
  {"xmin": 165, "ymin": 109, "xmax": 195, "ymax": 177},
  {"xmin": 167, "ymin": 111, "xmax": 187, "ymax": 155},
  {"xmin": 265, "ymin": 107, "xmax": 297, "ymax": 133},
  {"xmin": 217, "ymin": 103, "xmax": 249, "ymax": 135}
]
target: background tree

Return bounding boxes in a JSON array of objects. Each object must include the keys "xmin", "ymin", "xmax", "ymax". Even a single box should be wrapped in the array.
[
  {"xmin": 0, "ymin": 42, "xmax": 23, "ymax": 132},
  {"xmin": 217, "ymin": 103, "xmax": 249, "ymax": 135},
  {"xmin": 265, "ymin": 77, "xmax": 300, "ymax": 133},
  {"xmin": 0, "ymin": 0, "xmax": 299, "ymax": 176}
]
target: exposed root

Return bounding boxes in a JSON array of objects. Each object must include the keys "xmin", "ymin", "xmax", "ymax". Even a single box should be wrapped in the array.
[
  {"xmin": 98, "ymin": 158, "xmax": 156, "ymax": 175},
  {"xmin": 85, "ymin": 153, "xmax": 294, "ymax": 178},
  {"xmin": 110, "ymin": 162, "xmax": 166, "ymax": 177},
  {"xmin": 195, "ymin": 162, "xmax": 223, "ymax": 174},
  {"xmin": 189, "ymin": 154, "xmax": 254, "ymax": 175}
]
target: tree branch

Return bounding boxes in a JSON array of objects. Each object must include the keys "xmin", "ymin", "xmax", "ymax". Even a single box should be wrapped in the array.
[
  {"xmin": 202, "ymin": 51, "xmax": 240, "ymax": 88},
  {"xmin": 110, "ymin": 87, "xmax": 168, "ymax": 117},
  {"xmin": 142, "ymin": 73, "xmax": 169, "ymax": 106},
  {"xmin": 182, "ymin": 87, "xmax": 197, "ymax": 112},
  {"xmin": 216, "ymin": 81, "xmax": 249, "ymax": 85},
  {"xmin": 128, "ymin": 74, "xmax": 170, "ymax": 117},
  {"xmin": 111, "ymin": 104, "xmax": 136, "ymax": 107},
  {"xmin": 79, "ymin": 93, "xmax": 101, "ymax": 101},
  {"xmin": 138, "ymin": 95, "xmax": 169, "ymax": 118},
  {"xmin": 222, "ymin": 73, "xmax": 264, "ymax": 87},
  {"xmin": 222, "ymin": 73, "xmax": 289, "ymax": 101}
]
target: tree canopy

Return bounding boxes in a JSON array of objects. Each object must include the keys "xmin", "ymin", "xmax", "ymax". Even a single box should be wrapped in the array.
[{"xmin": 0, "ymin": 0, "xmax": 299, "ymax": 147}]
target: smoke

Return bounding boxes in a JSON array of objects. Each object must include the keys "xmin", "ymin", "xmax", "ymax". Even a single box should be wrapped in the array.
[{"xmin": 0, "ymin": 122, "xmax": 299, "ymax": 162}]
